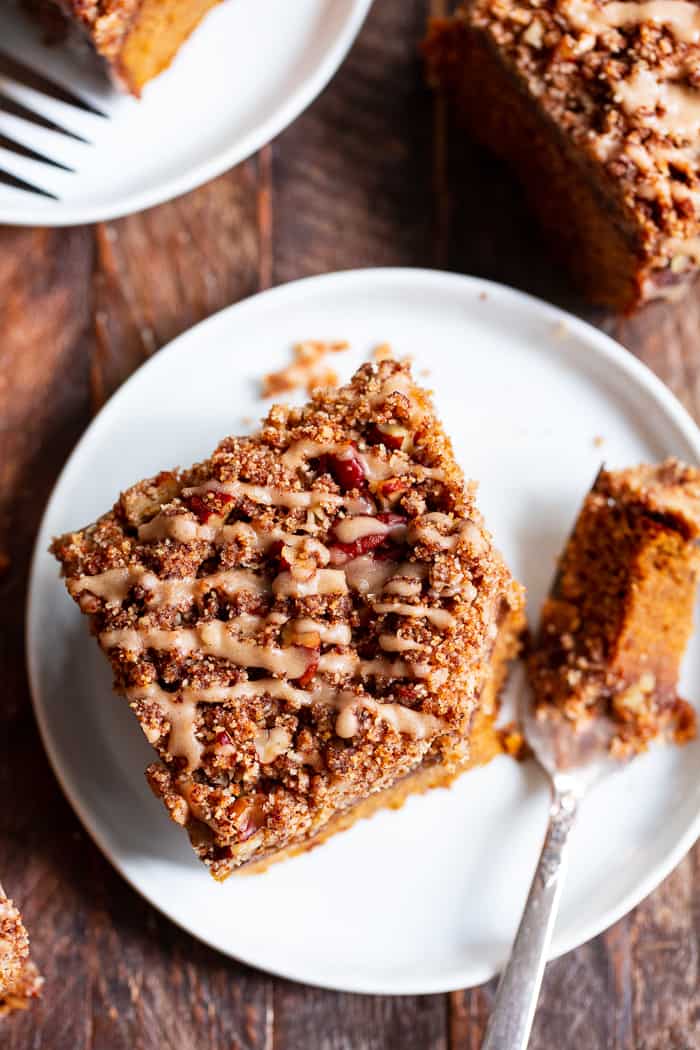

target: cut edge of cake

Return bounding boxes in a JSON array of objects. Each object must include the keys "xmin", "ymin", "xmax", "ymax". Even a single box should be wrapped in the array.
[{"xmin": 528, "ymin": 459, "xmax": 700, "ymax": 757}]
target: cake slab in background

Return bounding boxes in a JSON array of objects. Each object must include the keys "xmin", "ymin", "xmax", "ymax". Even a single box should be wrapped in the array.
[{"xmin": 0, "ymin": 0, "xmax": 373, "ymax": 226}]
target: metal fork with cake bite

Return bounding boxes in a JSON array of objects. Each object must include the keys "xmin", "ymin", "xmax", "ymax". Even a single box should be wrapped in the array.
[{"xmin": 483, "ymin": 460, "xmax": 700, "ymax": 1050}]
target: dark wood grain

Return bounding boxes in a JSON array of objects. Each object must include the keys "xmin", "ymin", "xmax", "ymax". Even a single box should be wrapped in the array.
[
  {"xmin": 273, "ymin": 0, "xmax": 435, "ymax": 281},
  {"xmin": 91, "ymin": 163, "xmax": 262, "ymax": 408},
  {"xmin": 0, "ymin": 0, "xmax": 699, "ymax": 1046},
  {"xmin": 273, "ymin": 986, "xmax": 448, "ymax": 1050}
]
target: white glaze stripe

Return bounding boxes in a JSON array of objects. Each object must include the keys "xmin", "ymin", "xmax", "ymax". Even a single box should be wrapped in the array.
[
  {"xmin": 69, "ymin": 566, "xmax": 268, "ymax": 604},
  {"xmin": 615, "ymin": 69, "xmax": 700, "ymax": 140},
  {"xmin": 272, "ymin": 568, "xmax": 348, "ymax": 597},
  {"xmin": 373, "ymin": 602, "xmax": 456, "ymax": 630},
  {"xmin": 566, "ymin": 0, "xmax": 700, "ymax": 43},
  {"xmin": 100, "ymin": 622, "xmax": 312, "ymax": 678}
]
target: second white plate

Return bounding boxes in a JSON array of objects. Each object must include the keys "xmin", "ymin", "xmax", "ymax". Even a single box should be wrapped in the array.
[
  {"xmin": 28, "ymin": 269, "xmax": 700, "ymax": 994},
  {"xmin": 1, "ymin": 0, "xmax": 372, "ymax": 225}
]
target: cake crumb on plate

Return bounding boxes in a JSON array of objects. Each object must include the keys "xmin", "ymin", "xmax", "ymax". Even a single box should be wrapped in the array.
[{"xmin": 261, "ymin": 340, "xmax": 349, "ymax": 398}]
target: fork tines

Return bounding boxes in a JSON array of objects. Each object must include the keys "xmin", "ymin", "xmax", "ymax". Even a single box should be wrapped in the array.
[
  {"xmin": 0, "ymin": 91, "xmax": 89, "ymax": 143},
  {"xmin": 0, "ymin": 49, "xmax": 107, "ymax": 118},
  {"xmin": 0, "ymin": 46, "xmax": 108, "ymax": 199},
  {"xmin": 0, "ymin": 167, "xmax": 57, "ymax": 200}
]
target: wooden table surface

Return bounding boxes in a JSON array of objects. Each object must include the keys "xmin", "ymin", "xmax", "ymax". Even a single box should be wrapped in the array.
[{"xmin": 2, "ymin": 2, "xmax": 699, "ymax": 1047}]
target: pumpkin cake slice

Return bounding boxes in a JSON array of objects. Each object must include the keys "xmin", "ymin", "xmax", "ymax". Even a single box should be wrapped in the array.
[
  {"xmin": 52, "ymin": 359, "xmax": 525, "ymax": 879},
  {"xmin": 529, "ymin": 460, "xmax": 700, "ymax": 758}
]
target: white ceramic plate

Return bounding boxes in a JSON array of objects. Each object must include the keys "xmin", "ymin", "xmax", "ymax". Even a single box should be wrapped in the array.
[
  {"xmin": 0, "ymin": 0, "xmax": 372, "ymax": 226},
  {"xmin": 27, "ymin": 269, "xmax": 700, "ymax": 995}
]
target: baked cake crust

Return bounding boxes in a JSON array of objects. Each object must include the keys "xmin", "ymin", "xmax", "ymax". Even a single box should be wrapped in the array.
[
  {"xmin": 425, "ymin": 1, "xmax": 700, "ymax": 310},
  {"xmin": 52, "ymin": 359, "xmax": 524, "ymax": 879},
  {"xmin": 529, "ymin": 460, "xmax": 700, "ymax": 756}
]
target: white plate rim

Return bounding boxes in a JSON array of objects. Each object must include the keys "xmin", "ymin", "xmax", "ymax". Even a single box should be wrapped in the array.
[
  {"xmin": 3, "ymin": 0, "xmax": 374, "ymax": 228},
  {"xmin": 26, "ymin": 267, "xmax": 700, "ymax": 994}
]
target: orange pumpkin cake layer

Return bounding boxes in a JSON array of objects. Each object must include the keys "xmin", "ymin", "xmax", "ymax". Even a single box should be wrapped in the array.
[
  {"xmin": 34, "ymin": 0, "xmax": 222, "ymax": 94},
  {"xmin": 52, "ymin": 359, "xmax": 524, "ymax": 879},
  {"xmin": 529, "ymin": 460, "xmax": 700, "ymax": 756}
]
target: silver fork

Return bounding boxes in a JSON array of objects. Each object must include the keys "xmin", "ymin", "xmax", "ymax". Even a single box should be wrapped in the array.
[
  {"xmin": 481, "ymin": 680, "xmax": 620, "ymax": 1050},
  {"xmin": 0, "ymin": 48, "xmax": 106, "ymax": 199}
]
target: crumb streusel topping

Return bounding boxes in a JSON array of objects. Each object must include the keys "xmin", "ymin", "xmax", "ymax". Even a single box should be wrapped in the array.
[{"xmin": 50, "ymin": 0, "xmax": 139, "ymax": 60}]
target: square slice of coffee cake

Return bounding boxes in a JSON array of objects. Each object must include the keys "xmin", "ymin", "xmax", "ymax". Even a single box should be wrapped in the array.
[{"xmin": 52, "ymin": 359, "xmax": 525, "ymax": 878}]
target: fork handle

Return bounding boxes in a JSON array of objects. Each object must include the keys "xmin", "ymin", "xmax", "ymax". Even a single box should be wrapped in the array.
[{"xmin": 481, "ymin": 786, "xmax": 579, "ymax": 1050}]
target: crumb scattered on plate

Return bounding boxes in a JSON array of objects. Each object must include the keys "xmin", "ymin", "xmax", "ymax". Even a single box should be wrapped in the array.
[
  {"xmin": 261, "ymin": 340, "xmax": 349, "ymax": 398},
  {"xmin": 593, "ymin": 435, "xmax": 605, "ymax": 448},
  {"xmin": 372, "ymin": 343, "xmax": 393, "ymax": 362}
]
